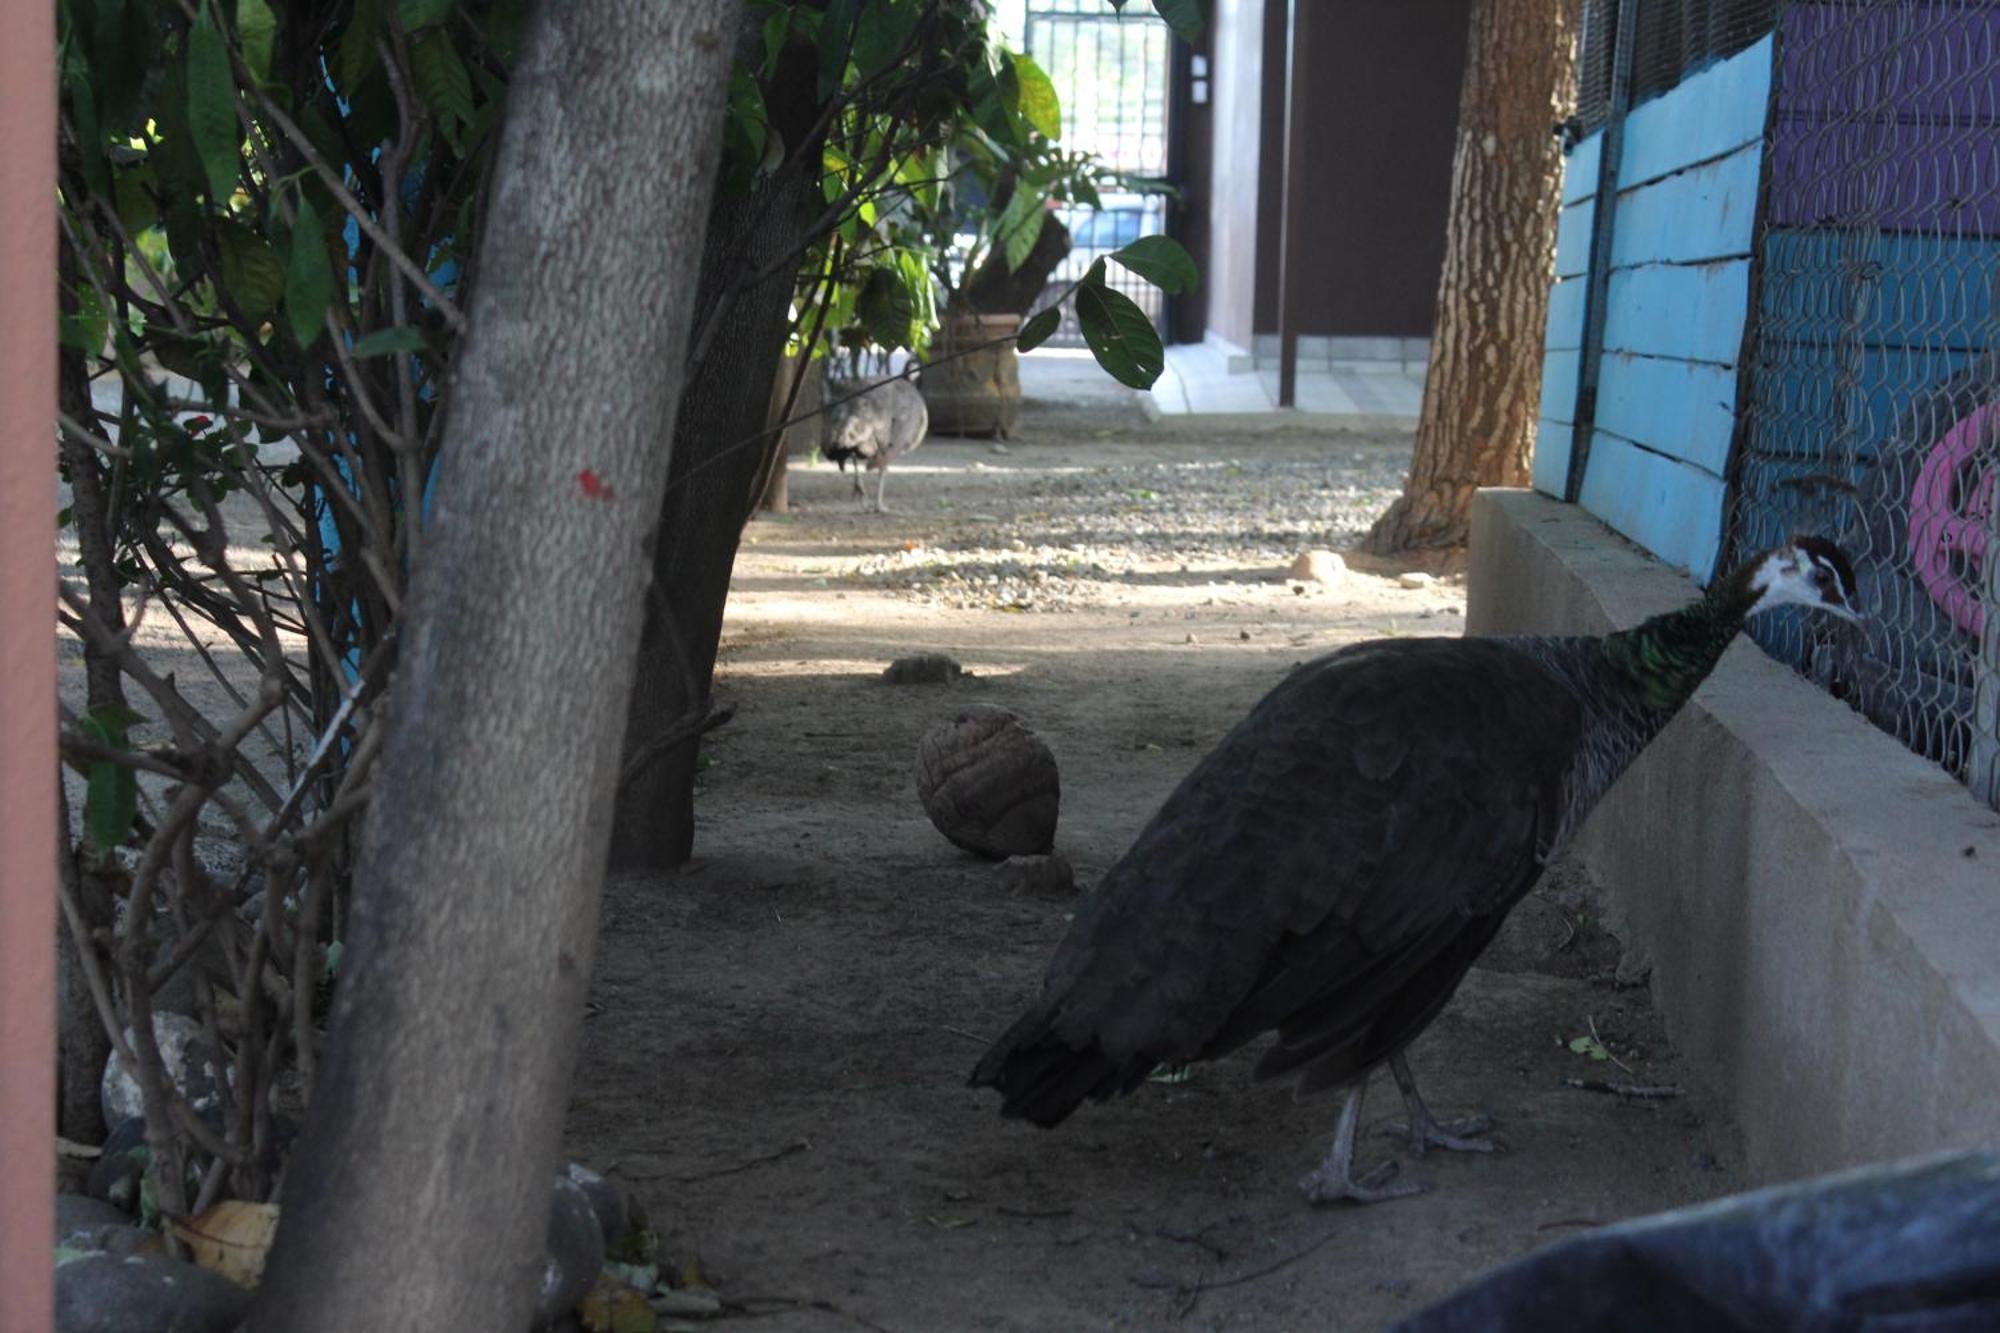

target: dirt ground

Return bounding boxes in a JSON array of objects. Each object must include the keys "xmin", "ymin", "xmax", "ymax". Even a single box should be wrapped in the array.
[{"xmin": 563, "ymin": 386, "xmax": 1749, "ymax": 1331}]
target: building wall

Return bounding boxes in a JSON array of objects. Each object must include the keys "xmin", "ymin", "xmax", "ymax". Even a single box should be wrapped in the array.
[
  {"xmin": 1201, "ymin": 0, "xmax": 1269, "ymax": 350},
  {"xmin": 1287, "ymin": 0, "xmax": 1467, "ymax": 338}
]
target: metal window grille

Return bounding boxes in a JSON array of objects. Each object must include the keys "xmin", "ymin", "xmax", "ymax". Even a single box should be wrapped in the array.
[
  {"xmin": 1725, "ymin": 1, "xmax": 2000, "ymax": 807},
  {"xmin": 1021, "ymin": 0, "xmax": 1175, "ymax": 346}
]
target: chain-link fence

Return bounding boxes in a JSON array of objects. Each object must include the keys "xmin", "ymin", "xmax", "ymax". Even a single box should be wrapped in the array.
[
  {"xmin": 1724, "ymin": 2, "xmax": 2000, "ymax": 807},
  {"xmin": 1575, "ymin": 0, "xmax": 1779, "ymax": 135}
]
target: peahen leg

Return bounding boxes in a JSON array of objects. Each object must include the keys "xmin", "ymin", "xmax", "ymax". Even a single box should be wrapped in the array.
[
  {"xmin": 874, "ymin": 464, "xmax": 891, "ymax": 513},
  {"xmin": 1381, "ymin": 1051, "xmax": 1494, "ymax": 1156},
  {"xmin": 1297, "ymin": 1075, "xmax": 1427, "ymax": 1205}
]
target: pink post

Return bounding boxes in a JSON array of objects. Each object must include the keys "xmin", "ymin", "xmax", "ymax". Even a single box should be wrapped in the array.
[{"xmin": 0, "ymin": 0, "xmax": 58, "ymax": 1324}]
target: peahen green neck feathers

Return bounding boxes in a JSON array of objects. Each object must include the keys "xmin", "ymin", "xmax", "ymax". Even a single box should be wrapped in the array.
[{"xmin": 1597, "ymin": 559, "xmax": 1766, "ymax": 714}]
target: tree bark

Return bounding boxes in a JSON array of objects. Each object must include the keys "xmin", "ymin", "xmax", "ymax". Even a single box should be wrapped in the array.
[
  {"xmin": 608, "ymin": 41, "xmax": 827, "ymax": 872},
  {"xmin": 56, "ymin": 241, "xmax": 120, "ymax": 1145},
  {"xmin": 1364, "ymin": 0, "xmax": 1578, "ymax": 555},
  {"xmin": 248, "ymin": 1, "xmax": 738, "ymax": 1328}
]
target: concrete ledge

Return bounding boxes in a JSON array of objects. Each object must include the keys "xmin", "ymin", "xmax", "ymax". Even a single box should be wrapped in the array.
[{"xmin": 1469, "ymin": 489, "xmax": 2000, "ymax": 1183}]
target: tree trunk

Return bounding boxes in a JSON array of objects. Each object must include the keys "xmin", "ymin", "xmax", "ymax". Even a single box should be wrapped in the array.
[
  {"xmin": 1364, "ymin": 0, "xmax": 1578, "ymax": 555},
  {"xmin": 608, "ymin": 43, "xmax": 827, "ymax": 872},
  {"xmin": 248, "ymin": 1, "xmax": 737, "ymax": 1328},
  {"xmin": 753, "ymin": 351, "xmax": 823, "ymax": 516},
  {"xmin": 56, "ymin": 242, "xmax": 119, "ymax": 1145}
]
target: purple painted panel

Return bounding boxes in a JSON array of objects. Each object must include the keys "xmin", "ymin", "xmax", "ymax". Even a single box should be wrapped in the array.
[
  {"xmin": 1770, "ymin": 1, "xmax": 2000, "ymax": 234},
  {"xmin": 1769, "ymin": 115, "xmax": 2000, "ymax": 233},
  {"xmin": 1777, "ymin": 2, "xmax": 2000, "ymax": 121}
]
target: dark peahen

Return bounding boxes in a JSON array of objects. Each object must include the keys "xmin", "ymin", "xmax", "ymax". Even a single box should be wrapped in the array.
[{"xmin": 971, "ymin": 537, "xmax": 1861, "ymax": 1204}]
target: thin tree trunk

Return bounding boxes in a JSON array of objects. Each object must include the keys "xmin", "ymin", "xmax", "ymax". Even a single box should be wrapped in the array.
[
  {"xmin": 609, "ymin": 42, "xmax": 826, "ymax": 872},
  {"xmin": 1365, "ymin": 0, "xmax": 1578, "ymax": 555},
  {"xmin": 56, "ymin": 241, "xmax": 120, "ymax": 1145},
  {"xmin": 249, "ymin": 1, "xmax": 738, "ymax": 1327}
]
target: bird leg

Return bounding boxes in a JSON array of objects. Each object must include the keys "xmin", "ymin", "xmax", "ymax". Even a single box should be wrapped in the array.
[
  {"xmin": 1380, "ymin": 1052, "xmax": 1494, "ymax": 1156},
  {"xmin": 873, "ymin": 464, "xmax": 891, "ymax": 514},
  {"xmin": 1297, "ymin": 1076, "xmax": 1426, "ymax": 1205},
  {"xmin": 849, "ymin": 467, "xmax": 866, "ymax": 502}
]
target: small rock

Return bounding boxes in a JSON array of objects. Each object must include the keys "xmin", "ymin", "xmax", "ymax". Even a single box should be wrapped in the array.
[
  {"xmin": 563, "ymin": 1162, "xmax": 632, "ymax": 1255},
  {"xmin": 102, "ymin": 1014, "xmax": 229, "ymax": 1128},
  {"xmin": 55, "ymin": 1252, "xmax": 251, "ymax": 1333},
  {"xmin": 1238, "ymin": 630, "xmax": 1251, "ymax": 641},
  {"xmin": 988, "ymin": 443, "xmax": 1011, "ymax": 455},
  {"xmin": 84, "ymin": 1118, "xmax": 148, "ymax": 1211},
  {"xmin": 882, "ymin": 653, "xmax": 965, "ymax": 685},
  {"xmin": 1184, "ymin": 633, "xmax": 1199, "ymax": 645},
  {"xmin": 537, "ymin": 1174, "xmax": 606, "ymax": 1329},
  {"xmin": 1286, "ymin": 549, "xmax": 1347, "ymax": 586},
  {"xmin": 55, "ymin": 1194, "xmax": 133, "ymax": 1241},
  {"xmin": 995, "ymin": 854, "xmax": 1076, "ymax": 898},
  {"xmin": 1398, "ymin": 570, "xmax": 1436, "ymax": 589}
]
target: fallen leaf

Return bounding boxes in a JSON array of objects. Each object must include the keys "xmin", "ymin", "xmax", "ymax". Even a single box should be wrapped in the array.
[
  {"xmin": 581, "ymin": 1273, "xmax": 659, "ymax": 1333},
  {"xmin": 172, "ymin": 1200, "xmax": 280, "ymax": 1288}
]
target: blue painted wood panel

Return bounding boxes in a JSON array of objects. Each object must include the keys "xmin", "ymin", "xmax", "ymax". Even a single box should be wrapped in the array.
[
  {"xmin": 1621, "ymin": 35, "xmax": 1775, "ymax": 187},
  {"xmin": 1563, "ymin": 132, "xmax": 1603, "ymax": 205},
  {"xmin": 1758, "ymin": 230, "xmax": 2000, "ymax": 351},
  {"xmin": 1750, "ymin": 339, "xmax": 1977, "ymax": 458},
  {"xmin": 1602, "ymin": 261, "xmax": 1752, "ymax": 365},
  {"xmin": 1546, "ymin": 277, "xmax": 1589, "ymax": 352},
  {"xmin": 1554, "ymin": 199, "xmax": 1595, "ymax": 279},
  {"xmin": 1609, "ymin": 143, "xmax": 1761, "ymax": 268},
  {"xmin": 1540, "ymin": 348, "xmax": 1581, "ymax": 424},
  {"xmin": 1532, "ymin": 417, "xmax": 1574, "ymax": 497},
  {"xmin": 1577, "ymin": 432, "xmax": 1729, "ymax": 578},
  {"xmin": 1595, "ymin": 353, "xmax": 1740, "ymax": 475}
]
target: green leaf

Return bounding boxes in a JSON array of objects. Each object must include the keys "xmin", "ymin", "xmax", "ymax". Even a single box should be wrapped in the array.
[
  {"xmin": 79, "ymin": 704, "xmax": 144, "ymax": 856},
  {"xmin": 238, "ymin": 0, "xmax": 278, "ymax": 83},
  {"xmin": 186, "ymin": 11, "xmax": 241, "ymax": 204},
  {"xmin": 997, "ymin": 186, "xmax": 1047, "ymax": 274},
  {"xmin": 1016, "ymin": 306, "xmax": 1060, "ymax": 353},
  {"xmin": 60, "ymin": 283, "xmax": 110, "ymax": 353},
  {"xmin": 1110, "ymin": 235, "xmax": 1198, "ymax": 295},
  {"xmin": 855, "ymin": 266, "xmax": 916, "ymax": 350},
  {"xmin": 65, "ymin": 60, "xmax": 111, "ymax": 199},
  {"xmin": 334, "ymin": 0, "xmax": 382, "ymax": 91},
  {"xmin": 409, "ymin": 30, "xmax": 474, "ymax": 143},
  {"xmin": 966, "ymin": 47, "xmax": 1014, "ymax": 145},
  {"xmin": 284, "ymin": 194, "xmax": 332, "ymax": 347},
  {"xmin": 817, "ymin": 0, "xmax": 858, "ymax": 98},
  {"xmin": 1150, "ymin": 0, "xmax": 1207, "ymax": 44},
  {"xmin": 852, "ymin": 0, "xmax": 919, "ymax": 76},
  {"xmin": 351, "ymin": 325, "xmax": 427, "ymax": 357},
  {"xmin": 1008, "ymin": 52, "xmax": 1061, "ymax": 141},
  {"xmin": 1075, "ymin": 266, "xmax": 1164, "ymax": 390},
  {"xmin": 399, "ymin": 0, "xmax": 453, "ymax": 31},
  {"xmin": 214, "ymin": 219, "xmax": 284, "ymax": 318}
]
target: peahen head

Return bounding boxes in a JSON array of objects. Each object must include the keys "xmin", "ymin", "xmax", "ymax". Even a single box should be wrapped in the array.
[{"xmin": 1740, "ymin": 535, "xmax": 1862, "ymax": 623}]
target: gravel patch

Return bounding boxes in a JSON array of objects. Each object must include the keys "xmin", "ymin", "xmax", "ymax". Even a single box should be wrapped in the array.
[{"xmin": 844, "ymin": 444, "xmax": 1411, "ymax": 613}]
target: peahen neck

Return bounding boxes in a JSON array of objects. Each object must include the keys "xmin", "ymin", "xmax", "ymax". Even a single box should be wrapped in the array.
[{"xmin": 1596, "ymin": 560, "xmax": 1766, "ymax": 715}]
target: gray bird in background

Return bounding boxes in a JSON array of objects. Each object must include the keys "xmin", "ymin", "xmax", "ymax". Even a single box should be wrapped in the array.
[{"xmin": 821, "ymin": 377, "xmax": 929, "ymax": 513}]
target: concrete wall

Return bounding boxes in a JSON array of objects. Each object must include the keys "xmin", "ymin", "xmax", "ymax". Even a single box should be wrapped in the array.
[
  {"xmin": 1469, "ymin": 488, "xmax": 2000, "ymax": 1184},
  {"xmin": 1202, "ymin": 0, "xmax": 1270, "ymax": 351}
]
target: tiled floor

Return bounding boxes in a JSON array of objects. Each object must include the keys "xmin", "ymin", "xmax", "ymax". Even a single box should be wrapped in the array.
[{"xmin": 1140, "ymin": 340, "xmax": 1427, "ymax": 428}]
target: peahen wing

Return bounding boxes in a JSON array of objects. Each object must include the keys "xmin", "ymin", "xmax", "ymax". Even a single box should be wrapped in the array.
[{"xmin": 1015, "ymin": 636, "xmax": 1583, "ymax": 1101}]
